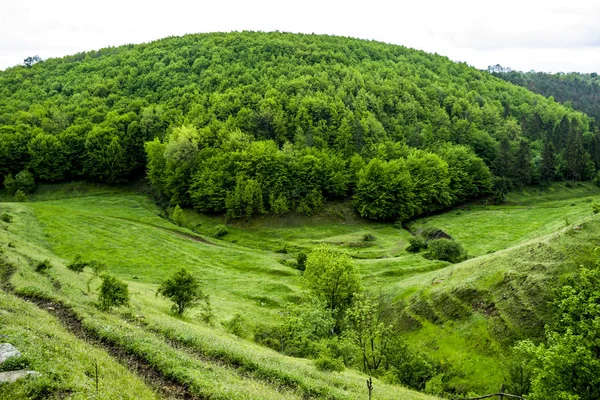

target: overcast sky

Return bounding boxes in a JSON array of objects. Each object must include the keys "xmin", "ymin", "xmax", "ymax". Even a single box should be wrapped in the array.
[{"xmin": 1, "ymin": 0, "xmax": 599, "ymax": 73}]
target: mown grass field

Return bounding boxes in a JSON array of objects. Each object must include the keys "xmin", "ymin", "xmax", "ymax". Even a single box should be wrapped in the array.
[{"xmin": 2, "ymin": 181, "xmax": 600, "ymax": 398}]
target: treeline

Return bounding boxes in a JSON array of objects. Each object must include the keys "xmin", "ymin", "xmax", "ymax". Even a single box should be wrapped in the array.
[
  {"xmin": 146, "ymin": 126, "xmax": 492, "ymax": 220},
  {"xmin": 491, "ymin": 66, "xmax": 600, "ymax": 129},
  {"xmin": 0, "ymin": 32, "xmax": 597, "ymax": 220}
]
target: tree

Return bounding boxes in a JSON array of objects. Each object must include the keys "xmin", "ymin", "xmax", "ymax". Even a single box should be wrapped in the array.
[
  {"xmin": 23, "ymin": 55, "xmax": 42, "ymax": 67},
  {"xmin": 303, "ymin": 245, "xmax": 362, "ymax": 330},
  {"xmin": 13, "ymin": 170, "xmax": 35, "ymax": 194},
  {"xmin": 513, "ymin": 139, "xmax": 532, "ymax": 189},
  {"xmin": 354, "ymin": 158, "xmax": 415, "ymax": 221},
  {"xmin": 540, "ymin": 141, "xmax": 556, "ymax": 185},
  {"xmin": 157, "ymin": 268, "xmax": 209, "ymax": 315},
  {"xmin": 518, "ymin": 252, "xmax": 600, "ymax": 399},
  {"xmin": 171, "ymin": 204, "xmax": 184, "ymax": 226},
  {"xmin": 345, "ymin": 294, "xmax": 393, "ymax": 373},
  {"xmin": 98, "ymin": 274, "xmax": 129, "ymax": 311},
  {"xmin": 565, "ymin": 122, "xmax": 587, "ymax": 180}
]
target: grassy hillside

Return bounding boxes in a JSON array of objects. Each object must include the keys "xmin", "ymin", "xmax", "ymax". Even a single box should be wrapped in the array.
[
  {"xmin": 0, "ymin": 184, "xmax": 439, "ymax": 400},
  {"xmin": 2, "ymin": 181, "xmax": 600, "ymax": 397}
]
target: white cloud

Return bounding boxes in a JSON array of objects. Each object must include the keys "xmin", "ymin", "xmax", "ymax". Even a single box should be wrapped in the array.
[{"xmin": 0, "ymin": 0, "xmax": 598, "ymax": 72}]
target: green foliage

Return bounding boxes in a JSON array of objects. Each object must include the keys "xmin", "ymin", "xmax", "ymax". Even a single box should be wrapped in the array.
[
  {"xmin": 0, "ymin": 213, "xmax": 12, "ymax": 223},
  {"xmin": 212, "ymin": 224, "xmax": 229, "ymax": 238},
  {"xmin": 66, "ymin": 254, "xmax": 91, "ymax": 274},
  {"xmin": 514, "ymin": 250, "xmax": 600, "ymax": 400},
  {"xmin": 224, "ymin": 313, "xmax": 253, "ymax": 339},
  {"xmin": 14, "ymin": 170, "xmax": 35, "ymax": 194},
  {"xmin": 296, "ymin": 252, "xmax": 307, "ymax": 271},
  {"xmin": 344, "ymin": 294, "xmax": 393, "ymax": 373},
  {"xmin": 13, "ymin": 190, "xmax": 27, "ymax": 202},
  {"xmin": 592, "ymin": 203, "xmax": 600, "ymax": 214},
  {"xmin": 98, "ymin": 274, "xmax": 130, "ymax": 311},
  {"xmin": 303, "ymin": 245, "xmax": 362, "ymax": 328},
  {"xmin": 0, "ymin": 355, "xmax": 29, "ymax": 372},
  {"xmin": 171, "ymin": 204, "xmax": 184, "ymax": 226},
  {"xmin": 362, "ymin": 233, "xmax": 376, "ymax": 242},
  {"xmin": 354, "ymin": 158, "xmax": 415, "ymax": 221},
  {"xmin": 427, "ymin": 238, "xmax": 466, "ymax": 263},
  {"xmin": 314, "ymin": 355, "xmax": 345, "ymax": 372},
  {"xmin": 34, "ymin": 259, "xmax": 52, "ymax": 273},
  {"xmin": 384, "ymin": 337, "xmax": 440, "ymax": 391},
  {"xmin": 157, "ymin": 268, "xmax": 208, "ymax": 315},
  {"xmin": 406, "ymin": 235, "xmax": 427, "ymax": 253}
]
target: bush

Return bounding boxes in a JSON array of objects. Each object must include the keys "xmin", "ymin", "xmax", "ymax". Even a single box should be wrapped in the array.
[
  {"xmin": 14, "ymin": 190, "xmax": 27, "ymax": 202},
  {"xmin": 314, "ymin": 355, "xmax": 345, "ymax": 372},
  {"xmin": 156, "ymin": 268, "xmax": 209, "ymax": 315},
  {"xmin": 3, "ymin": 174, "xmax": 15, "ymax": 194},
  {"xmin": 14, "ymin": 170, "xmax": 35, "ymax": 194},
  {"xmin": 171, "ymin": 204, "xmax": 185, "ymax": 226},
  {"xmin": 594, "ymin": 171, "xmax": 600, "ymax": 187},
  {"xmin": 98, "ymin": 274, "xmax": 129, "ymax": 311},
  {"xmin": 34, "ymin": 259, "xmax": 52, "ymax": 273},
  {"xmin": 0, "ymin": 213, "xmax": 12, "ymax": 223},
  {"xmin": 213, "ymin": 224, "xmax": 228, "ymax": 238},
  {"xmin": 593, "ymin": 203, "xmax": 600, "ymax": 215},
  {"xmin": 296, "ymin": 252, "xmax": 307, "ymax": 271},
  {"xmin": 406, "ymin": 235, "xmax": 427, "ymax": 253},
  {"xmin": 225, "ymin": 313, "xmax": 253, "ymax": 338},
  {"xmin": 66, "ymin": 254, "xmax": 88, "ymax": 274},
  {"xmin": 427, "ymin": 239, "xmax": 466, "ymax": 263},
  {"xmin": 362, "ymin": 233, "xmax": 376, "ymax": 242}
]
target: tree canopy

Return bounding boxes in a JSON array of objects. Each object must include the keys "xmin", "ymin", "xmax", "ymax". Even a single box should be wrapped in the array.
[{"xmin": 0, "ymin": 32, "xmax": 596, "ymax": 220}]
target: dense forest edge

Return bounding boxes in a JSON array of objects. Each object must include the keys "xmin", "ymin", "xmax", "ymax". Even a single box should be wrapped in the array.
[{"xmin": 1, "ymin": 31, "xmax": 599, "ymax": 222}]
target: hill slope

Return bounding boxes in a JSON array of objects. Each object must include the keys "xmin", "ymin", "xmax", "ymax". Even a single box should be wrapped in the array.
[{"xmin": 0, "ymin": 32, "xmax": 597, "ymax": 221}]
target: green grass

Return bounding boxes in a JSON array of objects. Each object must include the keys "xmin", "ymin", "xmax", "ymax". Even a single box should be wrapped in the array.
[
  {"xmin": 3, "ymin": 180, "xmax": 600, "ymax": 397},
  {"xmin": 0, "ymin": 184, "xmax": 439, "ymax": 400},
  {"xmin": 0, "ymin": 291, "xmax": 158, "ymax": 400}
]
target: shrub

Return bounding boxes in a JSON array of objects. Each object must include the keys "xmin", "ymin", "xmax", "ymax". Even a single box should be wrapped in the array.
[
  {"xmin": 0, "ymin": 213, "xmax": 12, "ymax": 223},
  {"xmin": 3, "ymin": 174, "xmax": 15, "ymax": 194},
  {"xmin": 98, "ymin": 274, "xmax": 129, "ymax": 311},
  {"xmin": 406, "ymin": 235, "xmax": 427, "ymax": 253},
  {"xmin": 225, "ymin": 313, "xmax": 253, "ymax": 338},
  {"xmin": 14, "ymin": 170, "xmax": 35, "ymax": 194},
  {"xmin": 296, "ymin": 252, "xmax": 307, "ymax": 271},
  {"xmin": 427, "ymin": 239, "xmax": 466, "ymax": 263},
  {"xmin": 66, "ymin": 254, "xmax": 88, "ymax": 274},
  {"xmin": 362, "ymin": 233, "xmax": 376, "ymax": 242},
  {"xmin": 314, "ymin": 355, "xmax": 345, "ymax": 372},
  {"xmin": 594, "ymin": 171, "xmax": 600, "ymax": 187},
  {"xmin": 593, "ymin": 203, "xmax": 600, "ymax": 215},
  {"xmin": 14, "ymin": 190, "xmax": 27, "ymax": 202},
  {"xmin": 157, "ymin": 268, "xmax": 209, "ymax": 315},
  {"xmin": 34, "ymin": 259, "xmax": 52, "ymax": 273},
  {"xmin": 212, "ymin": 224, "xmax": 228, "ymax": 238},
  {"xmin": 171, "ymin": 204, "xmax": 185, "ymax": 226}
]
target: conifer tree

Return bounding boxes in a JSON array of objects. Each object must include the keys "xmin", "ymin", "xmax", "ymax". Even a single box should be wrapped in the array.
[{"xmin": 540, "ymin": 141, "xmax": 556, "ymax": 185}]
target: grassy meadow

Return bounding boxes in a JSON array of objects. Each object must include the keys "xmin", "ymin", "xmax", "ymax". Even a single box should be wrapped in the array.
[{"xmin": 2, "ymin": 181, "xmax": 600, "ymax": 397}]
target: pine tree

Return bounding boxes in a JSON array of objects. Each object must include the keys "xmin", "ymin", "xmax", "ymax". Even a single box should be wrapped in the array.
[
  {"xmin": 565, "ymin": 122, "xmax": 587, "ymax": 180},
  {"xmin": 513, "ymin": 139, "xmax": 532, "ymax": 189},
  {"xmin": 540, "ymin": 141, "xmax": 556, "ymax": 185},
  {"xmin": 494, "ymin": 137, "xmax": 514, "ymax": 184}
]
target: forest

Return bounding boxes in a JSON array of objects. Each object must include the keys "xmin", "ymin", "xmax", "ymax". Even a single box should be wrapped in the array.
[
  {"xmin": 0, "ymin": 31, "xmax": 597, "ymax": 221},
  {"xmin": 491, "ymin": 65, "xmax": 600, "ymax": 128}
]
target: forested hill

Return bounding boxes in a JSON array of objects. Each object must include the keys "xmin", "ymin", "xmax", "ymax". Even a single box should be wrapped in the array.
[
  {"xmin": 490, "ymin": 66, "xmax": 600, "ymax": 129},
  {"xmin": 0, "ymin": 32, "xmax": 598, "ymax": 221}
]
